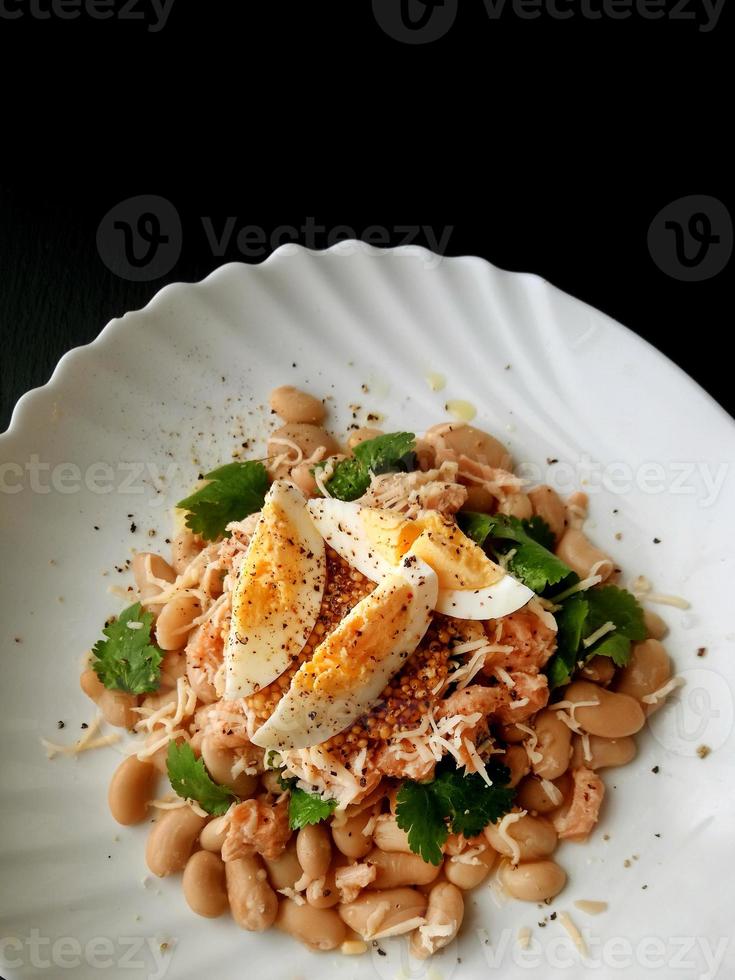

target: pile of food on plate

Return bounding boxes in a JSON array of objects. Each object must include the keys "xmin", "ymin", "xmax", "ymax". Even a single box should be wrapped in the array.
[{"xmin": 76, "ymin": 384, "xmax": 678, "ymax": 957}]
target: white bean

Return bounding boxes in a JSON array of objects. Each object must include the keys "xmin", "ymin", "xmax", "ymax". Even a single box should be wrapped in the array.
[
  {"xmin": 409, "ymin": 882, "xmax": 464, "ymax": 959},
  {"xmin": 499, "ymin": 859, "xmax": 567, "ymax": 901},
  {"xmin": 276, "ymin": 899, "xmax": 346, "ymax": 950},
  {"xmin": 183, "ymin": 850, "xmax": 229, "ymax": 918},
  {"xmin": 155, "ymin": 593, "xmax": 202, "ymax": 650},
  {"xmin": 226, "ymin": 855, "xmax": 278, "ymax": 931},
  {"xmin": 146, "ymin": 807, "xmax": 207, "ymax": 877},
  {"xmin": 296, "ymin": 824, "xmax": 332, "ymax": 880},
  {"xmin": 269, "ymin": 386, "xmax": 326, "ymax": 424}
]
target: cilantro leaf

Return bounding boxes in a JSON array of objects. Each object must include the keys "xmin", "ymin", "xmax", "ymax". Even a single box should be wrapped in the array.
[
  {"xmin": 546, "ymin": 586, "xmax": 645, "ymax": 688},
  {"xmin": 288, "ymin": 787, "xmax": 338, "ymax": 829},
  {"xmin": 91, "ymin": 602, "xmax": 162, "ymax": 694},
  {"xmin": 546, "ymin": 595, "xmax": 589, "ymax": 689},
  {"xmin": 166, "ymin": 741, "xmax": 237, "ymax": 816},
  {"xmin": 176, "ymin": 460, "xmax": 269, "ymax": 541},
  {"xmin": 593, "ymin": 631, "xmax": 632, "ymax": 666},
  {"xmin": 396, "ymin": 763, "xmax": 514, "ymax": 866},
  {"xmin": 457, "ymin": 512, "xmax": 572, "ymax": 595},
  {"xmin": 277, "ymin": 774, "xmax": 338, "ymax": 829},
  {"xmin": 585, "ymin": 585, "xmax": 647, "ymax": 642},
  {"xmin": 395, "ymin": 781, "xmax": 449, "ymax": 865},
  {"xmin": 521, "ymin": 515, "xmax": 556, "ymax": 551},
  {"xmin": 317, "ymin": 432, "xmax": 416, "ymax": 501},
  {"xmin": 432, "ymin": 764, "xmax": 514, "ymax": 838},
  {"xmin": 457, "ymin": 511, "xmax": 495, "ymax": 546}
]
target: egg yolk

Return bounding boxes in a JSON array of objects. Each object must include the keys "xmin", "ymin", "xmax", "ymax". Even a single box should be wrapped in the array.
[
  {"xmin": 233, "ymin": 500, "xmax": 307, "ymax": 629},
  {"xmin": 295, "ymin": 579, "xmax": 414, "ymax": 696},
  {"xmin": 362, "ymin": 507, "xmax": 422, "ymax": 564},
  {"xmin": 410, "ymin": 512, "xmax": 504, "ymax": 590},
  {"xmin": 364, "ymin": 508, "xmax": 503, "ymax": 591}
]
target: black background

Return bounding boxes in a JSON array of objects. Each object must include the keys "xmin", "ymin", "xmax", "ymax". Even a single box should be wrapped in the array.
[{"xmin": 0, "ymin": 1, "xmax": 732, "ymax": 430}]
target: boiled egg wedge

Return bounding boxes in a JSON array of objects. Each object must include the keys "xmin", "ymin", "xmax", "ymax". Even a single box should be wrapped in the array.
[
  {"xmin": 224, "ymin": 480, "xmax": 326, "ymax": 699},
  {"xmin": 251, "ymin": 554, "xmax": 438, "ymax": 750},
  {"xmin": 307, "ymin": 498, "xmax": 533, "ymax": 620}
]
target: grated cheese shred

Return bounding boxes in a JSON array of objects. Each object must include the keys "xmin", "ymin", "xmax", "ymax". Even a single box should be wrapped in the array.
[
  {"xmin": 313, "ymin": 458, "xmax": 335, "ymax": 499},
  {"xmin": 558, "ymin": 911, "xmax": 588, "ymax": 955},
  {"xmin": 496, "ymin": 810, "xmax": 527, "ymax": 865},
  {"xmin": 516, "ymin": 723, "xmax": 542, "ymax": 766},
  {"xmin": 630, "ymin": 575, "xmax": 690, "ymax": 609},
  {"xmin": 642, "ymin": 676, "xmax": 684, "ymax": 704},
  {"xmin": 41, "ymin": 714, "xmax": 121, "ymax": 759},
  {"xmin": 539, "ymin": 778, "xmax": 564, "ymax": 805},
  {"xmin": 582, "ymin": 620, "xmax": 615, "ymax": 648}
]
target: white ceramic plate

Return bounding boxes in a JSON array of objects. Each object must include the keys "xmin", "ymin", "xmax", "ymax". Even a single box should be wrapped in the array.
[{"xmin": 1, "ymin": 243, "xmax": 734, "ymax": 980}]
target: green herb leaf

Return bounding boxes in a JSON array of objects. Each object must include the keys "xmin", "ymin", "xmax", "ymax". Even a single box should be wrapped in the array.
[
  {"xmin": 432, "ymin": 764, "xmax": 514, "ymax": 839},
  {"xmin": 91, "ymin": 602, "xmax": 162, "ymax": 694},
  {"xmin": 395, "ymin": 781, "xmax": 449, "ymax": 865},
  {"xmin": 546, "ymin": 595, "xmax": 589, "ymax": 689},
  {"xmin": 456, "ymin": 511, "xmax": 495, "ymax": 546},
  {"xmin": 317, "ymin": 432, "xmax": 416, "ymax": 501},
  {"xmin": 457, "ymin": 512, "xmax": 572, "ymax": 595},
  {"xmin": 276, "ymin": 773, "xmax": 338, "ymax": 828},
  {"xmin": 521, "ymin": 515, "xmax": 556, "ymax": 551},
  {"xmin": 546, "ymin": 585, "xmax": 645, "ymax": 688},
  {"xmin": 592, "ymin": 631, "xmax": 632, "ymax": 666},
  {"xmin": 288, "ymin": 787, "xmax": 338, "ymax": 829},
  {"xmin": 176, "ymin": 460, "xmax": 270, "ymax": 541},
  {"xmin": 585, "ymin": 585, "xmax": 647, "ymax": 643},
  {"xmin": 395, "ymin": 763, "xmax": 514, "ymax": 866},
  {"xmin": 166, "ymin": 741, "xmax": 237, "ymax": 816}
]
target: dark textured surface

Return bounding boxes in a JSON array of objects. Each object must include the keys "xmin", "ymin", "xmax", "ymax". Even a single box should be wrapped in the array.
[{"xmin": 2, "ymin": 186, "xmax": 731, "ymax": 431}]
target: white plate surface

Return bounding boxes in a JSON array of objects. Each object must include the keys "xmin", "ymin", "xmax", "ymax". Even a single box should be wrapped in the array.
[{"xmin": 1, "ymin": 242, "xmax": 734, "ymax": 980}]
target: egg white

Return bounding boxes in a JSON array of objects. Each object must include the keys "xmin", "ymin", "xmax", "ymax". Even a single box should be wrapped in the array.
[
  {"xmin": 224, "ymin": 480, "xmax": 326, "ymax": 699},
  {"xmin": 306, "ymin": 497, "xmax": 533, "ymax": 620},
  {"xmin": 307, "ymin": 497, "xmax": 395, "ymax": 582},
  {"xmin": 251, "ymin": 555, "xmax": 438, "ymax": 750}
]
